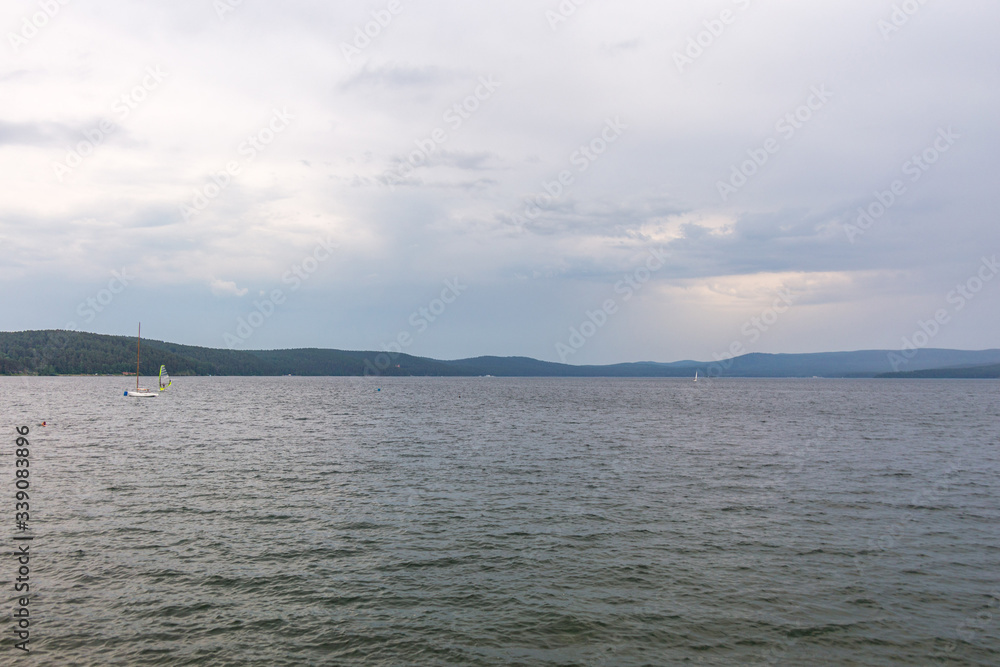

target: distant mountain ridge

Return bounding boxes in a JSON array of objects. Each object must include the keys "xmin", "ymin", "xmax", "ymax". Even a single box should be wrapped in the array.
[
  {"xmin": 1, "ymin": 330, "xmax": 999, "ymax": 378},
  {"xmin": 876, "ymin": 363, "xmax": 1000, "ymax": 379}
]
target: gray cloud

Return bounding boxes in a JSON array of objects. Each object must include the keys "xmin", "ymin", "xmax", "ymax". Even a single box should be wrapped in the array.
[
  {"xmin": 339, "ymin": 64, "xmax": 459, "ymax": 91},
  {"xmin": 0, "ymin": 120, "xmax": 77, "ymax": 147},
  {"xmin": 1, "ymin": 0, "xmax": 998, "ymax": 362}
]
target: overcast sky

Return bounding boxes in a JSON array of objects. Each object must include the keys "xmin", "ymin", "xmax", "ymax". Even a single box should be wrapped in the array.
[{"xmin": 2, "ymin": 0, "xmax": 998, "ymax": 363}]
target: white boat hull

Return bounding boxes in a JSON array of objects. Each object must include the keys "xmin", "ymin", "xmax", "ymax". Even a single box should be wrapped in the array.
[{"xmin": 125, "ymin": 391, "xmax": 157, "ymax": 398}]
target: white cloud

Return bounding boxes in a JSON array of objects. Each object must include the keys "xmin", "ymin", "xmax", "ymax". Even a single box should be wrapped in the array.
[{"xmin": 209, "ymin": 277, "xmax": 248, "ymax": 298}]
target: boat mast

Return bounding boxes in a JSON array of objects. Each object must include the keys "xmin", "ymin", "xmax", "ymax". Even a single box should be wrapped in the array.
[{"xmin": 136, "ymin": 322, "xmax": 141, "ymax": 391}]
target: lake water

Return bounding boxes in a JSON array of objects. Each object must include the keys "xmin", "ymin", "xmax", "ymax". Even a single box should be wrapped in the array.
[{"xmin": 2, "ymin": 376, "xmax": 998, "ymax": 665}]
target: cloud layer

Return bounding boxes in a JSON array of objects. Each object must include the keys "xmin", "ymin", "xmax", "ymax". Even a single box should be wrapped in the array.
[{"xmin": 1, "ymin": 0, "xmax": 998, "ymax": 362}]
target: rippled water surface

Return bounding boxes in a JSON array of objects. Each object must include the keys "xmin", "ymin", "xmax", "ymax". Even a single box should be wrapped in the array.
[{"xmin": 2, "ymin": 376, "xmax": 999, "ymax": 665}]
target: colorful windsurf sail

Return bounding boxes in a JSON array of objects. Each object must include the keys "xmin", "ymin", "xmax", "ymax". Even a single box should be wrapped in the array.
[{"xmin": 159, "ymin": 365, "xmax": 172, "ymax": 391}]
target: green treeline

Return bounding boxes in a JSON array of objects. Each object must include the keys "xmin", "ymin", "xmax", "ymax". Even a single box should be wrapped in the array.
[{"xmin": 0, "ymin": 330, "xmax": 465, "ymax": 377}]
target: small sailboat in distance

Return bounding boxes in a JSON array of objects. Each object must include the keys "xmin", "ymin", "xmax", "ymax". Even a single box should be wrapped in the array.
[
  {"xmin": 694, "ymin": 370, "xmax": 698, "ymax": 382},
  {"xmin": 125, "ymin": 323, "xmax": 157, "ymax": 398},
  {"xmin": 159, "ymin": 365, "xmax": 171, "ymax": 392}
]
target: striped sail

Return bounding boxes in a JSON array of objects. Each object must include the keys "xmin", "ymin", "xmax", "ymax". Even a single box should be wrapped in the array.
[{"xmin": 159, "ymin": 365, "xmax": 172, "ymax": 391}]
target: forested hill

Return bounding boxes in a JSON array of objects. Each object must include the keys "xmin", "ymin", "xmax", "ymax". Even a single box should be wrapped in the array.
[
  {"xmin": 0, "ymin": 330, "xmax": 452, "ymax": 376},
  {"xmin": 876, "ymin": 363, "xmax": 1000, "ymax": 379},
  {"xmin": 0, "ymin": 330, "xmax": 267, "ymax": 376},
  {"xmin": 2, "ymin": 330, "xmax": 1000, "ymax": 378},
  {"xmin": 0, "ymin": 331, "xmax": 643, "ymax": 376}
]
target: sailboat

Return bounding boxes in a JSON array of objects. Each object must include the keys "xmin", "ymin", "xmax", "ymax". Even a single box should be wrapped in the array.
[
  {"xmin": 125, "ymin": 323, "xmax": 157, "ymax": 398},
  {"xmin": 158, "ymin": 365, "xmax": 171, "ymax": 392},
  {"xmin": 694, "ymin": 370, "xmax": 698, "ymax": 382}
]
